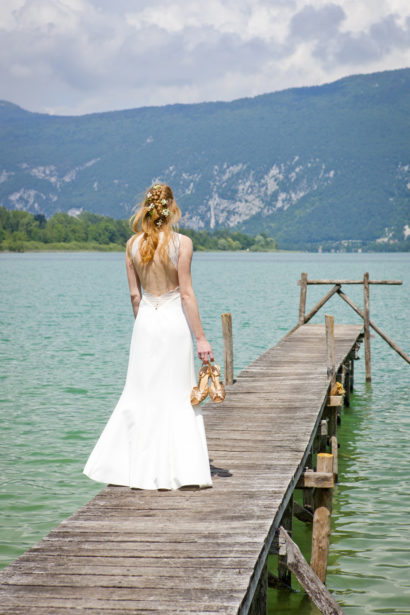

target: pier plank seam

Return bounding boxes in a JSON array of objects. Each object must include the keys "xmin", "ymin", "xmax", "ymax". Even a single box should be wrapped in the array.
[{"xmin": 0, "ymin": 323, "xmax": 363, "ymax": 614}]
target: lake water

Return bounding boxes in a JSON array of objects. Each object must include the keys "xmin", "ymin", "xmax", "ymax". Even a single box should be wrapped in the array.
[{"xmin": 0, "ymin": 251, "xmax": 409, "ymax": 614}]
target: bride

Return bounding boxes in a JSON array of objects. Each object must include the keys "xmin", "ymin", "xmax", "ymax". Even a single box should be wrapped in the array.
[{"xmin": 83, "ymin": 183, "xmax": 214, "ymax": 490}]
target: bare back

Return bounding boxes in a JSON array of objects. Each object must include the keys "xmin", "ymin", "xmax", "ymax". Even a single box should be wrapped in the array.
[{"xmin": 131, "ymin": 232, "xmax": 180, "ymax": 296}]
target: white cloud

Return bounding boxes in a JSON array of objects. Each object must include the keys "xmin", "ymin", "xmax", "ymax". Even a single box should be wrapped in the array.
[{"xmin": 0, "ymin": 0, "xmax": 410, "ymax": 115}]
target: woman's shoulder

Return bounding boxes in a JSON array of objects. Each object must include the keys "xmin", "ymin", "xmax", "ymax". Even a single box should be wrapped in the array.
[
  {"xmin": 127, "ymin": 232, "xmax": 143, "ymax": 245},
  {"xmin": 176, "ymin": 232, "xmax": 193, "ymax": 249},
  {"xmin": 126, "ymin": 232, "xmax": 142, "ymax": 256}
]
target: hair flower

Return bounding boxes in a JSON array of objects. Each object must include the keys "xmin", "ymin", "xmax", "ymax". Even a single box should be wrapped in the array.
[
  {"xmin": 161, "ymin": 199, "xmax": 167, "ymax": 205},
  {"xmin": 146, "ymin": 192, "xmax": 152, "ymax": 198},
  {"xmin": 162, "ymin": 208, "xmax": 170, "ymax": 217}
]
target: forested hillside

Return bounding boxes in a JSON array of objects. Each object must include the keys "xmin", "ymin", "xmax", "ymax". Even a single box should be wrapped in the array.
[
  {"xmin": 0, "ymin": 207, "xmax": 277, "ymax": 252},
  {"xmin": 1, "ymin": 68, "xmax": 410, "ymax": 250}
]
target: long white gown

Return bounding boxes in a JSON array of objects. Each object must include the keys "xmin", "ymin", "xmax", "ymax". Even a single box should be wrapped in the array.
[{"xmin": 83, "ymin": 233, "xmax": 212, "ymax": 490}]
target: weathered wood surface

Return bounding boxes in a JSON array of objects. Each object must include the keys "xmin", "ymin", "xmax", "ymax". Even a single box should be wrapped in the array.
[
  {"xmin": 0, "ymin": 323, "xmax": 362, "ymax": 614},
  {"xmin": 310, "ymin": 454, "xmax": 334, "ymax": 583},
  {"xmin": 301, "ymin": 279, "xmax": 402, "ymax": 285},
  {"xmin": 363, "ymin": 272, "xmax": 372, "ymax": 382},
  {"xmin": 303, "ymin": 284, "xmax": 340, "ymax": 324},
  {"xmin": 298, "ymin": 272, "xmax": 308, "ymax": 324},
  {"xmin": 222, "ymin": 312, "xmax": 234, "ymax": 386},
  {"xmin": 279, "ymin": 527, "xmax": 346, "ymax": 615},
  {"xmin": 337, "ymin": 289, "xmax": 410, "ymax": 365}
]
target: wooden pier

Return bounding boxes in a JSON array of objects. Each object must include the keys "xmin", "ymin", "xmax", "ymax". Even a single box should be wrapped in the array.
[{"xmin": 0, "ymin": 320, "xmax": 363, "ymax": 614}]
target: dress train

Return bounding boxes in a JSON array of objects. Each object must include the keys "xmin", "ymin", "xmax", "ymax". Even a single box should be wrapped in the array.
[{"xmin": 83, "ymin": 288, "xmax": 212, "ymax": 490}]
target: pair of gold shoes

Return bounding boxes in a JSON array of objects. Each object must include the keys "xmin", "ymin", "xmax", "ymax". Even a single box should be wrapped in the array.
[{"xmin": 191, "ymin": 360, "xmax": 226, "ymax": 405}]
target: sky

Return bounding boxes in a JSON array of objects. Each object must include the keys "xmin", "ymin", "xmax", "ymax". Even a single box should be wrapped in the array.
[{"xmin": 1, "ymin": 0, "xmax": 410, "ymax": 116}]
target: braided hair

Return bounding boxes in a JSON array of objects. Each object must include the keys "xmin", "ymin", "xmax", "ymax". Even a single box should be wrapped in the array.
[{"xmin": 127, "ymin": 183, "xmax": 181, "ymax": 264}]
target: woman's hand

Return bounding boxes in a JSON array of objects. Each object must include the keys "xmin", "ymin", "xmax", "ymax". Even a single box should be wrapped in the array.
[{"xmin": 197, "ymin": 338, "xmax": 214, "ymax": 362}]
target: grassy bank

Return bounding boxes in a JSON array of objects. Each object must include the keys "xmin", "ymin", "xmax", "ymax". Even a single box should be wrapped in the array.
[{"xmin": 0, "ymin": 240, "xmax": 126, "ymax": 252}]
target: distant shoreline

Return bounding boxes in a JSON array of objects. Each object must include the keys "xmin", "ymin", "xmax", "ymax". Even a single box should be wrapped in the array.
[
  {"xmin": 0, "ymin": 246, "xmax": 287, "ymax": 254},
  {"xmin": 2, "ymin": 207, "xmax": 408, "ymax": 253},
  {"xmin": 2, "ymin": 246, "xmax": 409, "ymax": 255}
]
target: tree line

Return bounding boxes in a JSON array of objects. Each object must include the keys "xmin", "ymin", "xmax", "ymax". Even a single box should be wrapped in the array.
[{"xmin": 0, "ymin": 207, "xmax": 278, "ymax": 252}]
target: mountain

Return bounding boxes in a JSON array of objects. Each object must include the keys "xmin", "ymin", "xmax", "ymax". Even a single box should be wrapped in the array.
[{"xmin": 1, "ymin": 69, "xmax": 410, "ymax": 249}]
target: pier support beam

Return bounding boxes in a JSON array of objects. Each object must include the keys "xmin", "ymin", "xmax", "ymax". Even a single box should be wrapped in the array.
[
  {"xmin": 349, "ymin": 352, "xmax": 355, "ymax": 391},
  {"xmin": 344, "ymin": 362, "xmax": 351, "ymax": 407},
  {"xmin": 363, "ymin": 272, "xmax": 371, "ymax": 382},
  {"xmin": 325, "ymin": 314, "xmax": 336, "ymax": 386},
  {"xmin": 221, "ymin": 312, "xmax": 234, "ymax": 385},
  {"xmin": 278, "ymin": 495, "xmax": 293, "ymax": 587},
  {"xmin": 327, "ymin": 396, "xmax": 341, "ymax": 481},
  {"xmin": 279, "ymin": 527, "xmax": 346, "ymax": 615},
  {"xmin": 319, "ymin": 419, "xmax": 328, "ymax": 454},
  {"xmin": 303, "ymin": 447, "xmax": 314, "ymax": 514},
  {"xmin": 310, "ymin": 453, "xmax": 334, "ymax": 584},
  {"xmin": 299, "ymin": 272, "xmax": 308, "ymax": 324}
]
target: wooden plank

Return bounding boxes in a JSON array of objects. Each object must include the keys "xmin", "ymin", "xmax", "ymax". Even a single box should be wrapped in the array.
[
  {"xmin": 337, "ymin": 290, "xmax": 410, "ymax": 364},
  {"xmin": 222, "ymin": 312, "xmax": 234, "ymax": 385},
  {"xmin": 279, "ymin": 528, "xmax": 346, "ymax": 615},
  {"xmin": 303, "ymin": 284, "xmax": 340, "ymax": 325},
  {"xmin": 324, "ymin": 314, "xmax": 336, "ymax": 385},
  {"xmin": 304, "ymin": 279, "xmax": 402, "ymax": 285},
  {"xmin": 298, "ymin": 272, "xmax": 308, "ymax": 324},
  {"xmin": 296, "ymin": 472, "xmax": 334, "ymax": 489},
  {"xmin": 310, "ymin": 454, "xmax": 334, "ymax": 583},
  {"xmin": 0, "ymin": 323, "xmax": 363, "ymax": 615},
  {"xmin": 363, "ymin": 272, "xmax": 372, "ymax": 382}
]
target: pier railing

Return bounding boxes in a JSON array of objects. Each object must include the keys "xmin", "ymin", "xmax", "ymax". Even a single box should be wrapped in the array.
[{"xmin": 297, "ymin": 272, "xmax": 409, "ymax": 380}]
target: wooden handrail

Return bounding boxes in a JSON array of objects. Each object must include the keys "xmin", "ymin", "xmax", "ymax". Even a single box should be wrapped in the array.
[
  {"xmin": 337, "ymin": 289, "xmax": 410, "ymax": 365},
  {"xmin": 299, "ymin": 279, "xmax": 402, "ymax": 285}
]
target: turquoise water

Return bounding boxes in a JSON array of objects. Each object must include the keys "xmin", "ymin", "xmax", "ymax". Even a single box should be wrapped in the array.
[{"xmin": 1, "ymin": 251, "xmax": 409, "ymax": 613}]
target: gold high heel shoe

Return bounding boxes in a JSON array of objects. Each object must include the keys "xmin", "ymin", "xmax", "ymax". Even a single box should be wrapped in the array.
[
  {"xmin": 209, "ymin": 362, "xmax": 226, "ymax": 403},
  {"xmin": 191, "ymin": 361, "xmax": 211, "ymax": 405}
]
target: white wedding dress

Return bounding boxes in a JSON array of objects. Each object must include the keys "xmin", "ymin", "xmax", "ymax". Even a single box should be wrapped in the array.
[{"xmin": 83, "ymin": 232, "xmax": 212, "ymax": 490}]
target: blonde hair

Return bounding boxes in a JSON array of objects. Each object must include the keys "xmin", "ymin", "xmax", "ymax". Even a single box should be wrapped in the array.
[{"xmin": 127, "ymin": 184, "xmax": 181, "ymax": 264}]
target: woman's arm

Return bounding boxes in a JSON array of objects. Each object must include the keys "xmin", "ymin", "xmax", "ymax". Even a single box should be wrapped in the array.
[
  {"xmin": 178, "ymin": 235, "xmax": 214, "ymax": 361},
  {"xmin": 125, "ymin": 239, "xmax": 142, "ymax": 318}
]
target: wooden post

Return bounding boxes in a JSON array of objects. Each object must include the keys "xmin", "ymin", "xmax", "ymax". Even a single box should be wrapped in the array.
[
  {"xmin": 279, "ymin": 528, "xmax": 346, "ymax": 615},
  {"xmin": 349, "ymin": 355, "xmax": 354, "ymax": 391},
  {"xmin": 363, "ymin": 273, "xmax": 371, "ymax": 382},
  {"xmin": 344, "ymin": 363, "xmax": 351, "ymax": 407},
  {"xmin": 310, "ymin": 453, "xmax": 333, "ymax": 584},
  {"xmin": 303, "ymin": 284, "xmax": 341, "ymax": 325},
  {"xmin": 221, "ymin": 313, "xmax": 234, "ymax": 385},
  {"xmin": 299, "ymin": 272, "xmax": 308, "ymax": 324},
  {"xmin": 337, "ymin": 289, "xmax": 410, "ymax": 364},
  {"xmin": 303, "ymin": 447, "xmax": 314, "ymax": 514},
  {"xmin": 319, "ymin": 419, "xmax": 328, "ymax": 453},
  {"xmin": 278, "ymin": 495, "xmax": 293, "ymax": 587},
  {"xmin": 327, "ymin": 406, "xmax": 338, "ymax": 481},
  {"xmin": 324, "ymin": 314, "xmax": 336, "ymax": 386}
]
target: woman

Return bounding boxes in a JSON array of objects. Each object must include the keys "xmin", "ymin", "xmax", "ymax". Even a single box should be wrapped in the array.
[{"xmin": 83, "ymin": 184, "xmax": 213, "ymax": 490}]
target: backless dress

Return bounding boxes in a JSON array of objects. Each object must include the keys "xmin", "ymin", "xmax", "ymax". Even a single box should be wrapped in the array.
[{"xmin": 83, "ymin": 232, "xmax": 212, "ymax": 489}]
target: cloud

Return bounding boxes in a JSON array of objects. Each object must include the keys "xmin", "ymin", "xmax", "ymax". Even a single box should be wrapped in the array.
[
  {"xmin": 290, "ymin": 3, "xmax": 346, "ymax": 40},
  {"xmin": 0, "ymin": 0, "xmax": 410, "ymax": 115}
]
